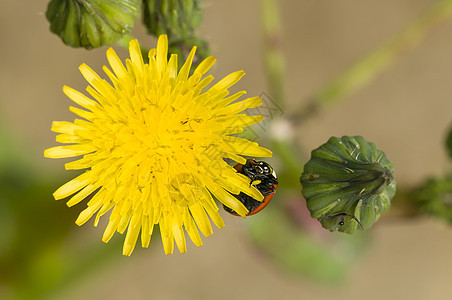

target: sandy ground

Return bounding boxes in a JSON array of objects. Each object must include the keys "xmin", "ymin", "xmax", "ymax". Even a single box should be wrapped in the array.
[{"xmin": 2, "ymin": 0, "xmax": 452, "ymax": 299}]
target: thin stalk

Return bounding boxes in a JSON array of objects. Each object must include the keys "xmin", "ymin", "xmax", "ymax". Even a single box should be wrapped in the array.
[
  {"xmin": 260, "ymin": 0, "xmax": 286, "ymax": 108},
  {"xmin": 289, "ymin": 0, "xmax": 452, "ymax": 124},
  {"xmin": 381, "ymin": 186, "xmax": 422, "ymax": 220},
  {"xmin": 260, "ymin": 0, "xmax": 304, "ymax": 187},
  {"xmin": 271, "ymin": 139, "xmax": 304, "ymax": 189}
]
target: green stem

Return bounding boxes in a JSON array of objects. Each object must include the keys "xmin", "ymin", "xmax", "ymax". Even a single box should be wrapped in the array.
[
  {"xmin": 260, "ymin": 0, "xmax": 306, "ymax": 192},
  {"xmin": 271, "ymin": 139, "xmax": 304, "ymax": 190},
  {"xmin": 259, "ymin": 0, "xmax": 286, "ymax": 108},
  {"xmin": 289, "ymin": 0, "xmax": 452, "ymax": 124},
  {"xmin": 381, "ymin": 186, "xmax": 422, "ymax": 220}
]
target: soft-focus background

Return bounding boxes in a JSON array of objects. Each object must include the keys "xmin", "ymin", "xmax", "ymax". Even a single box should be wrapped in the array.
[{"xmin": 2, "ymin": 0, "xmax": 452, "ymax": 299}]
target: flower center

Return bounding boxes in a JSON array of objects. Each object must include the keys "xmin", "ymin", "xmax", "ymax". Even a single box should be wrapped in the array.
[{"xmin": 169, "ymin": 173, "xmax": 201, "ymax": 207}]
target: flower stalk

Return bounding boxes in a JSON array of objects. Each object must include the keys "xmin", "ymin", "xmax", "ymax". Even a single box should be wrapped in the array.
[
  {"xmin": 259, "ymin": 0, "xmax": 286, "ymax": 108},
  {"xmin": 289, "ymin": 0, "xmax": 452, "ymax": 124}
]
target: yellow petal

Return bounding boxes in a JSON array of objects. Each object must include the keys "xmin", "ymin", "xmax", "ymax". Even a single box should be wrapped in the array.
[
  {"xmin": 123, "ymin": 213, "xmax": 142, "ymax": 256},
  {"xmin": 141, "ymin": 214, "xmax": 153, "ymax": 248},
  {"xmin": 172, "ymin": 223, "xmax": 187, "ymax": 253},
  {"xmin": 156, "ymin": 34, "xmax": 168, "ymax": 75},
  {"xmin": 63, "ymin": 85, "xmax": 99, "ymax": 110},
  {"xmin": 206, "ymin": 180, "xmax": 248, "ymax": 217},
  {"xmin": 177, "ymin": 46, "xmax": 196, "ymax": 83},
  {"xmin": 183, "ymin": 209, "xmax": 203, "ymax": 247},
  {"xmin": 189, "ymin": 202, "xmax": 213, "ymax": 236},
  {"xmin": 106, "ymin": 48, "xmax": 127, "ymax": 79},
  {"xmin": 208, "ymin": 70, "xmax": 245, "ymax": 94},
  {"xmin": 219, "ymin": 97, "xmax": 263, "ymax": 115},
  {"xmin": 69, "ymin": 106, "xmax": 94, "ymax": 120},
  {"xmin": 194, "ymin": 56, "xmax": 216, "ymax": 76},
  {"xmin": 66, "ymin": 184, "xmax": 99, "ymax": 207},
  {"xmin": 75, "ymin": 199, "xmax": 103, "ymax": 226},
  {"xmin": 50, "ymin": 121, "xmax": 87, "ymax": 135},
  {"xmin": 222, "ymin": 136, "xmax": 273, "ymax": 157},
  {"xmin": 129, "ymin": 39, "xmax": 144, "ymax": 73},
  {"xmin": 103, "ymin": 212, "xmax": 120, "ymax": 243},
  {"xmin": 55, "ymin": 134, "xmax": 81, "ymax": 144},
  {"xmin": 44, "ymin": 144, "xmax": 96, "ymax": 159},
  {"xmin": 53, "ymin": 171, "xmax": 93, "ymax": 200}
]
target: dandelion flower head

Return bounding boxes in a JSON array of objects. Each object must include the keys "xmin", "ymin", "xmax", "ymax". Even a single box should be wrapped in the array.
[{"xmin": 44, "ymin": 35, "xmax": 272, "ymax": 255}]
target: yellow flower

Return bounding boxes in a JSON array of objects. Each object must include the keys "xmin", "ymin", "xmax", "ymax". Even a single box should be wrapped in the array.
[{"xmin": 44, "ymin": 35, "xmax": 272, "ymax": 256}]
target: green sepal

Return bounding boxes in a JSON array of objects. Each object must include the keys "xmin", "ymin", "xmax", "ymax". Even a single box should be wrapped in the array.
[
  {"xmin": 300, "ymin": 136, "xmax": 396, "ymax": 233},
  {"xmin": 46, "ymin": 0, "xmax": 141, "ymax": 49}
]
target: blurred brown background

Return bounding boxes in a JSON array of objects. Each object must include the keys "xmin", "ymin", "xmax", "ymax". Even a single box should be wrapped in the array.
[{"xmin": 1, "ymin": 0, "xmax": 452, "ymax": 299}]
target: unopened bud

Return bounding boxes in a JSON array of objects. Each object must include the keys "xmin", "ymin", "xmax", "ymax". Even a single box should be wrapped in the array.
[
  {"xmin": 46, "ymin": 0, "xmax": 141, "ymax": 49},
  {"xmin": 300, "ymin": 136, "xmax": 396, "ymax": 233}
]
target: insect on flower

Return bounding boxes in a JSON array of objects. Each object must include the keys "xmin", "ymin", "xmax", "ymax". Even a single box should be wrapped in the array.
[{"xmin": 223, "ymin": 159, "xmax": 278, "ymax": 216}]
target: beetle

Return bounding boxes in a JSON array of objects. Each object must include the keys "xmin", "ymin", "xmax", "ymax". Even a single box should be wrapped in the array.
[{"xmin": 223, "ymin": 159, "xmax": 278, "ymax": 216}]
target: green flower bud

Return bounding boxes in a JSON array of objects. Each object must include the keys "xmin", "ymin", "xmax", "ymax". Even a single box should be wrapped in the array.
[
  {"xmin": 415, "ymin": 175, "xmax": 452, "ymax": 222},
  {"xmin": 142, "ymin": 0, "xmax": 209, "ymax": 66},
  {"xmin": 300, "ymin": 136, "xmax": 396, "ymax": 233},
  {"xmin": 143, "ymin": 0, "xmax": 202, "ymax": 39},
  {"xmin": 46, "ymin": 0, "xmax": 141, "ymax": 49}
]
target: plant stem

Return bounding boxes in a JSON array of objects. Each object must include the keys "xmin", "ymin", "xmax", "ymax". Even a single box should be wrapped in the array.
[
  {"xmin": 259, "ymin": 0, "xmax": 286, "ymax": 108},
  {"xmin": 259, "ymin": 0, "xmax": 309, "ymax": 192},
  {"xmin": 381, "ymin": 186, "xmax": 422, "ymax": 220},
  {"xmin": 260, "ymin": 0, "xmax": 305, "ymax": 186},
  {"xmin": 271, "ymin": 139, "xmax": 304, "ymax": 188},
  {"xmin": 289, "ymin": 0, "xmax": 452, "ymax": 124}
]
